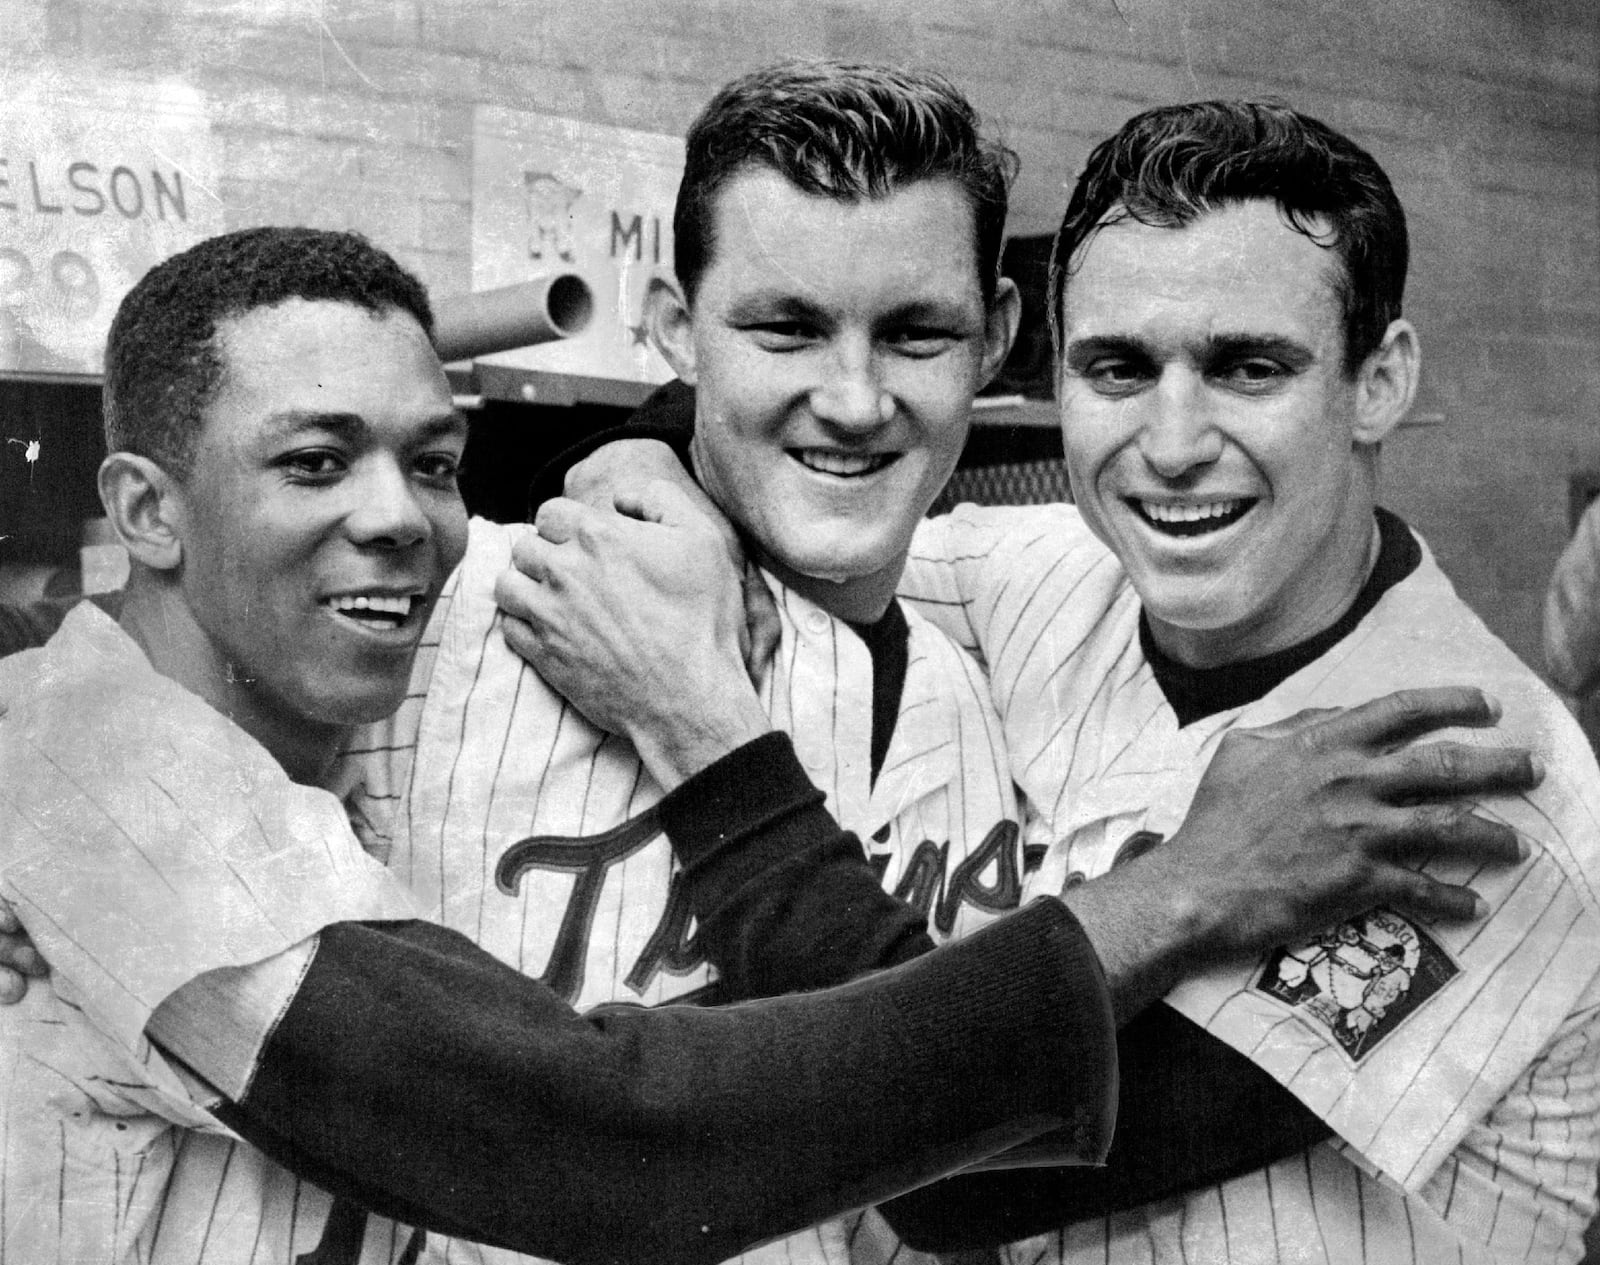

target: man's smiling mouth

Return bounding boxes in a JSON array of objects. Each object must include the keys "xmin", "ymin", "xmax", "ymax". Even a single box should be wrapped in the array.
[
  {"xmin": 791, "ymin": 449, "xmax": 898, "ymax": 478},
  {"xmin": 322, "ymin": 593, "xmax": 423, "ymax": 631},
  {"xmin": 1130, "ymin": 497, "xmax": 1256, "ymax": 537}
]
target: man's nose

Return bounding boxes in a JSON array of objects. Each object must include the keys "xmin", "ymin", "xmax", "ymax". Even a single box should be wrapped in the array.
[
  {"xmin": 347, "ymin": 458, "xmax": 430, "ymax": 548},
  {"xmin": 809, "ymin": 337, "xmax": 890, "ymax": 433},
  {"xmin": 1137, "ymin": 370, "xmax": 1223, "ymax": 477}
]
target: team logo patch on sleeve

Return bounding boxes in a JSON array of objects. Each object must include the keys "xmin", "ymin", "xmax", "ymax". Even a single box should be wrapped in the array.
[{"xmin": 1252, "ymin": 907, "xmax": 1460, "ymax": 1062}]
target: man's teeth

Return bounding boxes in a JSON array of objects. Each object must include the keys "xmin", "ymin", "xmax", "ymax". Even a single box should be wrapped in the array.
[
  {"xmin": 1132, "ymin": 498, "xmax": 1255, "ymax": 537},
  {"xmin": 796, "ymin": 450, "xmax": 892, "ymax": 477},
  {"xmin": 1140, "ymin": 499, "xmax": 1246, "ymax": 524},
  {"xmin": 328, "ymin": 594, "xmax": 415, "ymax": 619}
]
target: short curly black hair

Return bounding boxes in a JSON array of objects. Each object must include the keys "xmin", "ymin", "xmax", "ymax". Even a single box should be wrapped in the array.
[
  {"xmin": 674, "ymin": 60, "xmax": 1018, "ymax": 307},
  {"xmin": 1051, "ymin": 100, "xmax": 1407, "ymax": 376},
  {"xmin": 103, "ymin": 226, "xmax": 434, "ymax": 477}
]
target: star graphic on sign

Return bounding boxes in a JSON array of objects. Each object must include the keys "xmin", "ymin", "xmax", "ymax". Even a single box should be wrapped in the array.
[{"xmin": 627, "ymin": 322, "xmax": 650, "ymax": 347}]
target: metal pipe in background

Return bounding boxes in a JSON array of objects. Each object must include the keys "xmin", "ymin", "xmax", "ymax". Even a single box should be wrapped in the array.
[{"xmin": 432, "ymin": 273, "xmax": 595, "ymax": 362}]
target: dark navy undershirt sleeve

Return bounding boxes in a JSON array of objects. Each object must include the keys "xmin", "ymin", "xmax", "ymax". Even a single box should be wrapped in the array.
[
  {"xmin": 209, "ymin": 899, "xmax": 1114, "ymax": 1265},
  {"xmin": 879, "ymin": 1003, "xmax": 1332, "ymax": 1248},
  {"xmin": 660, "ymin": 731, "xmax": 935, "ymax": 997},
  {"xmin": 659, "ymin": 587, "xmax": 1349, "ymax": 1243},
  {"xmin": 660, "ymin": 735, "xmax": 1319, "ymax": 1226}
]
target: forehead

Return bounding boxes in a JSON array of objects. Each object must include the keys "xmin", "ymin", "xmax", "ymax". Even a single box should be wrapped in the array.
[
  {"xmin": 1062, "ymin": 200, "xmax": 1343, "ymax": 347},
  {"xmin": 698, "ymin": 168, "xmax": 983, "ymax": 308},
  {"xmin": 205, "ymin": 299, "xmax": 454, "ymax": 446}
]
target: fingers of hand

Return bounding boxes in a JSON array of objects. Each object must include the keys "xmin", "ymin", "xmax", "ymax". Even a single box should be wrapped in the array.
[
  {"xmin": 500, "ymin": 614, "xmax": 545, "ymax": 670},
  {"xmin": 0, "ymin": 968, "xmax": 25, "ymax": 1006},
  {"xmin": 562, "ymin": 449, "xmax": 611, "ymax": 503},
  {"xmin": 0, "ymin": 906, "xmax": 43, "ymax": 979},
  {"xmin": 620, "ymin": 478, "xmax": 699, "ymax": 526},
  {"xmin": 1383, "ymin": 872, "xmax": 1487, "ymax": 923},
  {"xmin": 1378, "ymin": 741, "xmax": 1543, "ymax": 801},
  {"xmin": 1379, "ymin": 801, "xmax": 1528, "ymax": 866},
  {"xmin": 628, "ymin": 480, "xmax": 746, "ymax": 568},
  {"xmin": 566, "ymin": 438, "xmax": 683, "ymax": 504},
  {"xmin": 0, "ymin": 937, "xmax": 45, "ymax": 977},
  {"xmin": 563, "ymin": 444, "xmax": 654, "ymax": 510},
  {"xmin": 533, "ymin": 497, "xmax": 592, "ymax": 546},
  {"xmin": 495, "ymin": 562, "xmax": 547, "ymax": 625},
  {"xmin": 1310, "ymin": 686, "xmax": 1502, "ymax": 752},
  {"xmin": 495, "ymin": 554, "xmax": 562, "ymax": 668}
]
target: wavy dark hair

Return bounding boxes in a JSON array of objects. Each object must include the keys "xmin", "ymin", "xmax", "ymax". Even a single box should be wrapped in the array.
[
  {"xmin": 1051, "ymin": 100, "xmax": 1407, "ymax": 374},
  {"xmin": 104, "ymin": 226, "xmax": 433, "ymax": 477},
  {"xmin": 674, "ymin": 59, "xmax": 1018, "ymax": 306}
]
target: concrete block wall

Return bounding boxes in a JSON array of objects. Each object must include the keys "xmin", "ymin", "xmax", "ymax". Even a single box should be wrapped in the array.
[{"xmin": 2, "ymin": 0, "xmax": 1595, "ymax": 671}]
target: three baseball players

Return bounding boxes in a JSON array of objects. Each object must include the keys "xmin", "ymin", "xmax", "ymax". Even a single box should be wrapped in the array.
[{"xmin": 0, "ymin": 63, "xmax": 1564, "ymax": 1265}]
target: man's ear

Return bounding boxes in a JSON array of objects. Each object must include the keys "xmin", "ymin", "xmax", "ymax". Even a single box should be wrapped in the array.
[
  {"xmin": 98, "ymin": 452, "xmax": 184, "ymax": 572},
  {"xmin": 645, "ymin": 274, "xmax": 697, "ymax": 385},
  {"xmin": 978, "ymin": 276, "xmax": 1023, "ymax": 390},
  {"xmin": 1352, "ymin": 318, "xmax": 1421, "ymax": 445}
]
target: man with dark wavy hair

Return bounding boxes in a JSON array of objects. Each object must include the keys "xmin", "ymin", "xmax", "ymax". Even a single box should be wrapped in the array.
[{"xmin": 880, "ymin": 99, "xmax": 1600, "ymax": 1263}]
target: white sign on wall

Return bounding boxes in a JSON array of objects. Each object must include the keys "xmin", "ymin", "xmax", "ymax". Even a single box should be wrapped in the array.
[
  {"xmin": 0, "ymin": 74, "xmax": 221, "ymax": 377},
  {"xmin": 471, "ymin": 106, "xmax": 684, "ymax": 389}
]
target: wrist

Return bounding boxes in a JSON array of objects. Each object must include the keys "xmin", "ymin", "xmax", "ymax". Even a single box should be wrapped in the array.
[
  {"xmin": 1059, "ymin": 856, "xmax": 1217, "ymax": 1026},
  {"xmin": 628, "ymin": 686, "xmax": 773, "ymax": 791}
]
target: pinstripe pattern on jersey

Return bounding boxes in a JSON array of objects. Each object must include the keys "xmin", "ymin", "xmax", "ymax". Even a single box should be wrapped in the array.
[
  {"xmin": 348, "ymin": 518, "xmax": 1022, "ymax": 1265},
  {"xmin": 0, "ymin": 605, "xmax": 417, "ymax": 1069},
  {"xmin": 902, "ymin": 503, "xmax": 1600, "ymax": 1263},
  {"xmin": 0, "ymin": 598, "xmax": 444, "ymax": 1265}
]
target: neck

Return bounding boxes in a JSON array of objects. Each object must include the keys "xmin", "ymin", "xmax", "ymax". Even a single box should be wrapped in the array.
[
  {"xmin": 756, "ymin": 550, "xmax": 901, "ymax": 625},
  {"xmin": 119, "ymin": 581, "xmax": 348, "ymax": 786},
  {"xmin": 1149, "ymin": 509, "xmax": 1383, "ymax": 671}
]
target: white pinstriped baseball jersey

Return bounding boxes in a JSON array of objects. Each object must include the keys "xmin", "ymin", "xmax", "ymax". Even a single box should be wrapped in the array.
[
  {"xmin": 0, "ymin": 601, "xmax": 428, "ymax": 1265},
  {"xmin": 353, "ymin": 517, "xmax": 1023, "ymax": 1265},
  {"xmin": 901, "ymin": 502, "xmax": 1600, "ymax": 1264}
]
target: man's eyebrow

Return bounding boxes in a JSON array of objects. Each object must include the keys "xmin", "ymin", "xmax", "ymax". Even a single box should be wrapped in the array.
[
  {"xmin": 878, "ymin": 297, "xmax": 977, "ymax": 326},
  {"xmin": 260, "ymin": 410, "xmax": 367, "ymax": 442},
  {"xmin": 1203, "ymin": 334, "xmax": 1316, "ymax": 367},
  {"xmin": 1062, "ymin": 334, "xmax": 1149, "ymax": 368},
  {"xmin": 418, "ymin": 411, "xmax": 472, "ymax": 442},
  {"xmin": 724, "ymin": 291, "xmax": 830, "ymax": 322},
  {"xmin": 1062, "ymin": 333, "xmax": 1318, "ymax": 368},
  {"xmin": 260, "ymin": 409, "xmax": 470, "ymax": 442}
]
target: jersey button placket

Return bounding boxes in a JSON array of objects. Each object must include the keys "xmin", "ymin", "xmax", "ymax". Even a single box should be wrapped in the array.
[{"xmin": 793, "ymin": 606, "xmax": 835, "ymax": 777}]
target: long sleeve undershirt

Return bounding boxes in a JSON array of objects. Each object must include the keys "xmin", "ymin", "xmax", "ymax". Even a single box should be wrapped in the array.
[
  {"xmin": 659, "ymin": 732, "xmax": 1336, "ymax": 1248},
  {"xmin": 156, "ymin": 733, "xmax": 1116, "ymax": 1265}
]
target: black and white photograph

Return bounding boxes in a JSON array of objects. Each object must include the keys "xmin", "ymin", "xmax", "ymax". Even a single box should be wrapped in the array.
[{"xmin": 0, "ymin": 3, "xmax": 1597, "ymax": 1262}]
